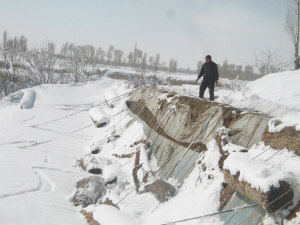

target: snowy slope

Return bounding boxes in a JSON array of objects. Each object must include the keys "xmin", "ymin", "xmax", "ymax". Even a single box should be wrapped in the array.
[
  {"xmin": 0, "ymin": 70, "xmax": 299, "ymax": 225},
  {"xmin": 0, "ymin": 78, "xmax": 130, "ymax": 225},
  {"xmin": 246, "ymin": 71, "xmax": 300, "ymax": 109}
]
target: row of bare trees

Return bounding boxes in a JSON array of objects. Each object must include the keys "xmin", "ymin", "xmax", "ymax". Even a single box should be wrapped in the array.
[
  {"xmin": 0, "ymin": 31, "xmax": 180, "ymax": 97},
  {"xmin": 285, "ymin": 0, "xmax": 300, "ymax": 69},
  {"xmin": 1, "ymin": 2, "xmax": 298, "ymax": 99},
  {"xmin": 59, "ymin": 42, "xmax": 170, "ymax": 72}
]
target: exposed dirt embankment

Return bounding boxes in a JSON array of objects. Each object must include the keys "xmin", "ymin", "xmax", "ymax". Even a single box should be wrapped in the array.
[
  {"xmin": 126, "ymin": 86, "xmax": 299, "ymax": 220},
  {"xmin": 127, "ymin": 86, "xmax": 271, "ymax": 150},
  {"xmin": 262, "ymin": 126, "xmax": 300, "ymax": 155},
  {"xmin": 126, "ymin": 100, "xmax": 206, "ymax": 152},
  {"xmin": 223, "ymin": 170, "xmax": 293, "ymax": 214}
]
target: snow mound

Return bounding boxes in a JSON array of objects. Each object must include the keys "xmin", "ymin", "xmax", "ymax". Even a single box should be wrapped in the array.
[
  {"xmin": 268, "ymin": 112, "xmax": 300, "ymax": 132},
  {"xmin": 245, "ymin": 70, "xmax": 300, "ymax": 131},
  {"xmin": 246, "ymin": 70, "xmax": 300, "ymax": 109},
  {"xmin": 19, "ymin": 89, "xmax": 36, "ymax": 109},
  {"xmin": 34, "ymin": 78, "xmax": 118, "ymax": 106},
  {"xmin": 93, "ymin": 204, "xmax": 137, "ymax": 225},
  {"xmin": 89, "ymin": 107, "xmax": 109, "ymax": 124},
  {"xmin": 102, "ymin": 164, "xmax": 122, "ymax": 182}
]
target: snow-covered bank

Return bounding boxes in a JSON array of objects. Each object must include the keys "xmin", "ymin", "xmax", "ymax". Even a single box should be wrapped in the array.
[
  {"xmin": 162, "ymin": 70, "xmax": 300, "ymax": 132},
  {"xmin": 246, "ymin": 71, "xmax": 300, "ymax": 109}
]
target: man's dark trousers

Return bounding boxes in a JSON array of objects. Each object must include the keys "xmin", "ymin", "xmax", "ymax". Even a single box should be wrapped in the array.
[{"xmin": 199, "ymin": 81, "xmax": 215, "ymax": 101}]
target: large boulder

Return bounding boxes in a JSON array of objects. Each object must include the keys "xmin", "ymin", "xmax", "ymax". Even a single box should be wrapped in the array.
[
  {"xmin": 79, "ymin": 154, "xmax": 106, "ymax": 175},
  {"xmin": 19, "ymin": 89, "xmax": 36, "ymax": 109},
  {"xmin": 143, "ymin": 179, "xmax": 176, "ymax": 202},
  {"xmin": 72, "ymin": 176, "xmax": 106, "ymax": 208}
]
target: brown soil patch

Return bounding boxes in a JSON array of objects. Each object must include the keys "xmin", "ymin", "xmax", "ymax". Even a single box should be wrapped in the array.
[
  {"xmin": 133, "ymin": 150, "xmax": 142, "ymax": 192},
  {"xmin": 286, "ymin": 201, "xmax": 300, "ymax": 221},
  {"xmin": 104, "ymin": 198, "xmax": 120, "ymax": 210},
  {"xmin": 262, "ymin": 126, "xmax": 300, "ymax": 155},
  {"xmin": 177, "ymin": 95, "xmax": 243, "ymax": 128},
  {"xmin": 220, "ymin": 183, "xmax": 235, "ymax": 209},
  {"xmin": 113, "ymin": 152, "xmax": 135, "ymax": 158},
  {"xmin": 91, "ymin": 118, "xmax": 107, "ymax": 128},
  {"xmin": 81, "ymin": 210, "xmax": 100, "ymax": 225},
  {"xmin": 79, "ymin": 158, "xmax": 87, "ymax": 171},
  {"xmin": 168, "ymin": 79, "xmax": 197, "ymax": 86},
  {"xmin": 214, "ymin": 131, "xmax": 228, "ymax": 170},
  {"xmin": 126, "ymin": 100, "xmax": 207, "ymax": 152}
]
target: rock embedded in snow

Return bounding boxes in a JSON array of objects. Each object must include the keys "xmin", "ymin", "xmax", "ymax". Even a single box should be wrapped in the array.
[
  {"xmin": 79, "ymin": 154, "xmax": 106, "ymax": 174},
  {"xmin": 89, "ymin": 107, "xmax": 109, "ymax": 127},
  {"xmin": 102, "ymin": 163, "xmax": 122, "ymax": 183},
  {"xmin": 142, "ymin": 180, "xmax": 176, "ymax": 202},
  {"xmin": 19, "ymin": 89, "xmax": 36, "ymax": 109},
  {"xmin": 72, "ymin": 176, "xmax": 106, "ymax": 208},
  {"xmin": 244, "ymin": 92, "xmax": 260, "ymax": 100}
]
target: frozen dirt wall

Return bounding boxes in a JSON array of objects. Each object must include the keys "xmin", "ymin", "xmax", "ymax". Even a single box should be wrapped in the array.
[
  {"xmin": 126, "ymin": 86, "xmax": 272, "ymax": 181},
  {"xmin": 125, "ymin": 85, "xmax": 298, "ymax": 223}
]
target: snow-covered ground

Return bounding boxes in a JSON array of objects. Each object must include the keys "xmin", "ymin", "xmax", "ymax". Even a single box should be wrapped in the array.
[
  {"xmin": 0, "ymin": 69, "xmax": 300, "ymax": 225},
  {"xmin": 0, "ymin": 78, "xmax": 131, "ymax": 224}
]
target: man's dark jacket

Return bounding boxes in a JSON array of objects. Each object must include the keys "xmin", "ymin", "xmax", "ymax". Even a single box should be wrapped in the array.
[{"xmin": 198, "ymin": 61, "xmax": 219, "ymax": 82}]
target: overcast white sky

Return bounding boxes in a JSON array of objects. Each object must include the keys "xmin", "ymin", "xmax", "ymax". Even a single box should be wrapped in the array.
[{"xmin": 0, "ymin": 0, "xmax": 293, "ymax": 70}]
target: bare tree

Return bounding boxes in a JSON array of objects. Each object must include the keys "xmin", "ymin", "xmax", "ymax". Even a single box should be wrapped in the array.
[
  {"xmin": 285, "ymin": 0, "xmax": 300, "ymax": 69},
  {"xmin": 173, "ymin": 60, "xmax": 177, "ymax": 72},
  {"xmin": 149, "ymin": 56, "xmax": 154, "ymax": 70},
  {"xmin": 254, "ymin": 48, "xmax": 288, "ymax": 76},
  {"xmin": 0, "ymin": 31, "xmax": 28, "ymax": 96},
  {"xmin": 106, "ymin": 45, "xmax": 114, "ymax": 65},
  {"xmin": 136, "ymin": 49, "xmax": 143, "ymax": 67},
  {"xmin": 24, "ymin": 42, "xmax": 60, "ymax": 84},
  {"xmin": 96, "ymin": 47, "xmax": 105, "ymax": 64},
  {"xmin": 127, "ymin": 52, "xmax": 133, "ymax": 67},
  {"xmin": 169, "ymin": 59, "xmax": 177, "ymax": 72},
  {"xmin": 19, "ymin": 35, "xmax": 27, "ymax": 52},
  {"xmin": 113, "ymin": 49, "xmax": 123, "ymax": 66},
  {"xmin": 3, "ymin": 31, "xmax": 7, "ymax": 50},
  {"xmin": 133, "ymin": 43, "xmax": 138, "ymax": 66},
  {"xmin": 122, "ymin": 56, "xmax": 127, "ymax": 66},
  {"xmin": 244, "ymin": 65, "xmax": 255, "ymax": 80},
  {"xmin": 141, "ymin": 52, "xmax": 147, "ymax": 69},
  {"xmin": 197, "ymin": 60, "xmax": 203, "ymax": 73},
  {"xmin": 154, "ymin": 54, "xmax": 160, "ymax": 71}
]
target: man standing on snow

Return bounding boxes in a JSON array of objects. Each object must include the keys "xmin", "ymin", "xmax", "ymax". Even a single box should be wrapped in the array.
[{"xmin": 196, "ymin": 55, "xmax": 219, "ymax": 101}]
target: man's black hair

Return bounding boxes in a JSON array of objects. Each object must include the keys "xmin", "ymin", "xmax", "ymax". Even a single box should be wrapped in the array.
[{"xmin": 205, "ymin": 55, "xmax": 211, "ymax": 59}]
